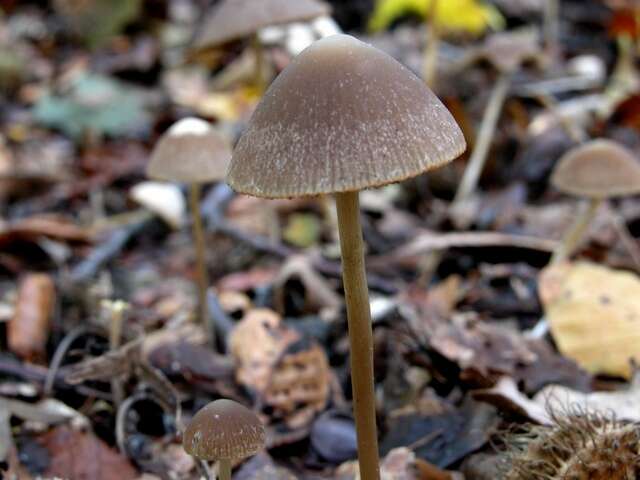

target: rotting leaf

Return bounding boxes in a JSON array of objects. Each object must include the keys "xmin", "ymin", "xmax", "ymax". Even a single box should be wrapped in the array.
[
  {"xmin": 40, "ymin": 425, "xmax": 137, "ymax": 480},
  {"xmin": 381, "ymin": 399, "xmax": 498, "ymax": 468},
  {"xmin": 8, "ymin": 273, "xmax": 55, "ymax": 362}
]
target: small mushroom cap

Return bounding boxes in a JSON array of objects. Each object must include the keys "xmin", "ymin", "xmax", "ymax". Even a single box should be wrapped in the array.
[
  {"xmin": 227, "ymin": 34, "xmax": 466, "ymax": 198},
  {"xmin": 478, "ymin": 28, "xmax": 542, "ymax": 73},
  {"xmin": 551, "ymin": 139, "xmax": 640, "ymax": 198},
  {"xmin": 193, "ymin": 0, "xmax": 331, "ymax": 50},
  {"xmin": 183, "ymin": 399, "xmax": 265, "ymax": 461},
  {"xmin": 147, "ymin": 117, "xmax": 232, "ymax": 184}
]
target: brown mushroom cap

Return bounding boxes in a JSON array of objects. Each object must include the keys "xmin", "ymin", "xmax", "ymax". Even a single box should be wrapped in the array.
[
  {"xmin": 478, "ymin": 29, "xmax": 541, "ymax": 73},
  {"xmin": 147, "ymin": 117, "xmax": 232, "ymax": 184},
  {"xmin": 193, "ymin": 0, "xmax": 331, "ymax": 50},
  {"xmin": 227, "ymin": 34, "xmax": 466, "ymax": 198},
  {"xmin": 551, "ymin": 139, "xmax": 640, "ymax": 198},
  {"xmin": 183, "ymin": 399, "xmax": 265, "ymax": 461}
]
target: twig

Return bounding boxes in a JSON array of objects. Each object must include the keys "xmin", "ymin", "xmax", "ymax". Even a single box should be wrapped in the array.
[
  {"xmin": 44, "ymin": 326, "xmax": 105, "ymax": 396},
  {"xmin": 70, "ymin": 213, "xmax": 154, "ymax": 282}
]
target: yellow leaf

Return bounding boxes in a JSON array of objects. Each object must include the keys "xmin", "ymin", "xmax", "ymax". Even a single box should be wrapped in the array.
[
  {"xmin": 368, "ymin": 0, "xmax": 504, "ymax": 36},
  {"xmin": 540, "ymin": 262, "xmax": 640, "ymax": 378}
]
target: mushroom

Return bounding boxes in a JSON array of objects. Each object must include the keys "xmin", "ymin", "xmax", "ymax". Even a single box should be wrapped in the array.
[
  {"xmin": 193, "ymin": 0, "xmax": 331, "ymax": 88},
  {"xmin": 452, "ymin": 29, "xmax": 542, "ymax": 210},
  {"xmin": 183, "ymin": 399, "xmax": 265, "ymax": 480},
  {"xmin": 550, "ymin": 139, "xmax": 640, "ymax": 263},
  {"xmin": 147, "ymin": 117, "xmax": 232, "ymax": 347},
  {"xmin": 227, "ymin": 34, "xmax": 466, "ymax": 480}
]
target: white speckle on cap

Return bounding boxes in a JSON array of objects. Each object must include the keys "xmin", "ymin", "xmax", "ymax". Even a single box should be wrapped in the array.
[{"xmin": 168, "ymin": 117, "xmax": 211, "ymax": 137}]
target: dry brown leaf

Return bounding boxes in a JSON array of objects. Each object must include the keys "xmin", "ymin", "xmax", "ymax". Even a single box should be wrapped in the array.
[
  {"xmin": 540, "ymin": 261, "xmax": 640, "ymax": 378},
  {"xmin": 229, "ymin": 309, "xmax": 300, "ymax": 394},
  {"xmin": 8, "ymin": 273, "xmax": 55, "ymax": 362},
  {"xmin": 41, "ymin": 425, "xmax": 137, "ymax": 480},
  {"xmin": 264, "ymin": 342, "xmax": 331, "ymax": 429}
]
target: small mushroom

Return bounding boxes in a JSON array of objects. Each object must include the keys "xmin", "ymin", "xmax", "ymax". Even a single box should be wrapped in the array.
[
  {"xmin": 453, "ymin": 29, "xmax": 543, "ymax": 211},
  {"xmin": 147, "ymin": 117, "xmax": 232, "ymax": 347},
  {"xmin": 227, "ymin": 34, "xmax": 466, "ymax": 480},
  {"xmin": 183, "ymin": 399, "xmax": 265, "ymax": 480},
  {"xmin": 193, "ymin": 0, "xmax": 331, "ymax": 88},
  {"xmin": 550, "ymin": 139, "xmax": 640, "ymax": 263}
]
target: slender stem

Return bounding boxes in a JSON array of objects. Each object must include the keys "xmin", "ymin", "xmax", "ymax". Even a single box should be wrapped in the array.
[
  {"xmin": 252, "ymin": 33, "xmax": 264, "ymax": 91},
  {"xmin": 335, "ymin": 191, "xmax": 380, "ymax": 480},
  {"xmin": 218, "ymin": 459, "xmax": 231, "ymax": 480},
  {"xmin": 453, "ymin": 72, "xmax": 511, "ymax": 205},
  {"xmin": 190, "ymin": 182, "xmax": 213, "ymax": 347},
  {"xmin": 551, "ymin": 198, "xmax": 602, "ymax": 264},
  {"xmin": 543, "ymin": 0, "xmax": 559, "ymax": 53},
  {"xmin": 423, "ymin": 0, "xmax": 441, "ymax": 88}
]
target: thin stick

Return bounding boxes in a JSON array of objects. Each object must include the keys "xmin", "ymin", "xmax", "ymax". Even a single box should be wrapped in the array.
[
  {"xmin": 453, "ymin": 72, "xmax": 511, "ymax": 205},
  {"xmin": 190, "ymin": 182, "xmax": 213, "ymax": 347},
  {"xmin": 335, "ymin": 191, "xmax": 380, "ymax": 480},
  {"xmin": 218, "ymin": 458, "xmax": 231, "ymax": 480},
  {"xmin": 551, "ymin": 198, "xmax": 602, "ymax": 264}
]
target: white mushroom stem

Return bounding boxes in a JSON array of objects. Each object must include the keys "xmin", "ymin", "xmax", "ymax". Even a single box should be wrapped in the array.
[
  {"xmin": 551, "ymin": 198, "xmax": 602, "ymax": 264},
  {"xmin": 335, "ymin": 191, "xmax": 381, "ymax": 480},
  {"xmin": 189, "ymin": 182, "xmax": 213, "ymax": 347},
  {"xmin": 218, "ymin": 459, "xmax": 231, "ymax": 480},
  {"xmin": 453, "ymin": 71, "xmax": 512, "ymax": 206}
]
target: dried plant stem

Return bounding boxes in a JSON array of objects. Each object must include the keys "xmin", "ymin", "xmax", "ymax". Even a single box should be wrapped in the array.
[
  {"xmin": 190, "ymin": 182, "xmax": 213, "ymax": 347},
  {"xmin": 551, "ymin": 198, "xmax": 602, "ymax": 264},
  {"xmin": 218, "ymin": 459, "xmax": 231, "ymax": 480},
  {"xmin": 335, "ymin": 191, "xmax": 380, "ymax": 480},
  {"xmin": 453, "ymin": 72, "xmax": 511, "ymax": 206}
]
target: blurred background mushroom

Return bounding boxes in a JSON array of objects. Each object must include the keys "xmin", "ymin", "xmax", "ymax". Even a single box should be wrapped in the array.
[{"xmin": 146, "ymin": 117, "xmax": 232, "ymax": 347}]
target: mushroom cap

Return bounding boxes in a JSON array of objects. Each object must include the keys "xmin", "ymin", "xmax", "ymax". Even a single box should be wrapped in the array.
[
  {"xmin": 147, "ymin": 117, "xmax": 232, "ymax": 184},
  {"xmin": 551, "ymin": 139, "xmax": 640, "ymax": 198},
  {"xmin": 193, "ymin": 0, "xmax": 331, "ymax": 50},
  {"xmin": 183, "ymin": 399, "xmax": 265, "ymax": 461},
  {"xmin": 478, "ymin": 28, "xmax": 541, "ymax": 73},
  {"xmin": 227, "ymin": 34, "xmax": 466, "ymax": 198}
]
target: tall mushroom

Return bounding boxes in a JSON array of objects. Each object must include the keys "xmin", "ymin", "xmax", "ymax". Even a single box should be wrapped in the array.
[
  {"xmin": 550, "ymin": 139, "xmax": 640, "ymax": 263},
  {"xmin": 227, "ymin": 34, "xmax": 466, "ymax": 480},
  {"xmin": 183, "ymin": 399, "xmax": 265, "ymax": 480},
  {"xmin": 147, "ymin": 117, "xmax": 232, "ymax": 347},
  {"xmin": 193, "ymin": 0, "xmax": 331, "ymax": 89},
  {"xmin": 453, "ymin": 29, "xmax": 542, "ymax": 209}
]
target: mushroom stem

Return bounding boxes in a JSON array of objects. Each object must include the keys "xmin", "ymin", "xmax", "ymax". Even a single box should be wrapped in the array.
[
  {"xmin": 423, "ymin": 0, "xmax": 441, "ymax": 88},
  {"xmin": 453, "ymin": 71, "xmax": 511, "ymax": 206},
  {"xmin": 189, "ymin": 182, "xmax": 213, "ymax": 347},
  {"xmin": 551, "ymin": 198, "xmax": 602, "ymax": 264},
  {"xmin": 335, "ymin": 191, "xmax": 380, "ymax": 480},
  {"xmin": 252, "ymin": 32, "xmax": 264, "ymax": 91},
  {"xmin": 218, "ymin": 459, "xmax": 231, "ymax": 480},
  {"xmin": 543, "ymin": 0, "xmax": 559, "ymax": 53}
]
